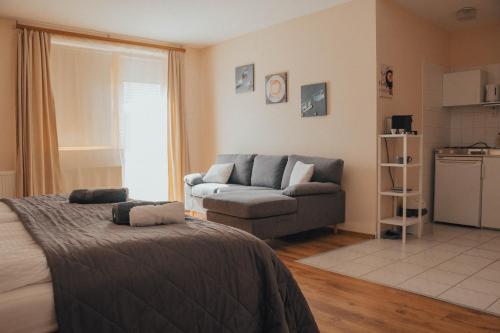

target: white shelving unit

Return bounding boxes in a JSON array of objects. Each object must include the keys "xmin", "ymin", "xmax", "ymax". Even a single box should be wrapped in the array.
[{"xmin": 377, "ymin": 134, "xmax": 423, "ymax": 243}]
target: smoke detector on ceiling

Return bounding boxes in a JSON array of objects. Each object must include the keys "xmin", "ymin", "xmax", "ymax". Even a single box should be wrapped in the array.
[{"xmin": 456, "ymin": 7, "xmax": 477, "ymax": 21}]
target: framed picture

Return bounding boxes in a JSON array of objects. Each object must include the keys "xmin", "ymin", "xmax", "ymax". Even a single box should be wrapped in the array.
[
  {"xmin": 265, "ymin": 72, "xmax": 287, "ymax": 104},
  {"xmin": 379, "ymin": 64, "xmax": 393, "ymax": 98},
  {"xmin": 301, "ymin": 82, "xmax": 327, "ymax": 117},
  {"xmin": 235, "ymin": 64, "xmax": 254, "ymax": 93}
]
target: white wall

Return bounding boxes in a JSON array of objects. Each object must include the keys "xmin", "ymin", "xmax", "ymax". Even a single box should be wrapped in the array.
[
  {"xmin": 200, "ymin": 0, "xmax": 378, "ymax": 234},
  {"xmin": 449, "ymin": 22, "xmax": 500, "ymax": 69},
  {"xmin": 422, "ymin": 62, "xmax": 449, "ymax": 222}
]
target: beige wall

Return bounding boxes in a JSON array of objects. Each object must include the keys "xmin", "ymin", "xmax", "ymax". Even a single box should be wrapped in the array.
[
  {"xmin": 449, "ymin": 22, "xmax": 500, "ymax": 69},
  {"xmin": 0, "ymin": 18, "xmax": 17, "ymax": 171},
  {"xmin": 376, "ymin": 0, "xmax": 449, "ymax": 134},
  {"xmin": 199, "ymin": 0, "xmax": 378, "ymax": 234},
  {"xmin": 376, "ymin": 0, "xmax": 449, "ymax": 225},
  {"xmin": 183, "ymin": 47, "xmax": 214, "ymax": 173}
]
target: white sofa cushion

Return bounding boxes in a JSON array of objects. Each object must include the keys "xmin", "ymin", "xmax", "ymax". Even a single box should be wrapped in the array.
[
  {"xmin": 289, "ymin": 161, "xmax": 314, "ymax": 186},
  {"xmin": 202, "ymin": 163, "xmax": 234, "ymax": 184}
]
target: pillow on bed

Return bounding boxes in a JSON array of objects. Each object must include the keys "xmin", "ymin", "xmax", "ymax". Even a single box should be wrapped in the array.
[
  {"xmin": 202, "ymin": 163, "xmax": 234, "ymax": 184},
  {"xmin": 289, "ymin": 161, "xmax": 314, "ymax": 186}
]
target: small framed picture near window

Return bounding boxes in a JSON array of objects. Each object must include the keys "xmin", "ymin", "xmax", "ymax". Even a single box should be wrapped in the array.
[
  {"xmin": 235, "ymin": 64, "xmax": 254, "ymax": 93},
  {"xmin": 265, "ymin": 72, "xmax": 287, "ymax": 104},
  {"xmin": 379, "ymin": 64, "xmax": 393, "ymax": 98},
  {"xmin": 301, "ymin": 82, "xmax": 327, "ymax": 117}
]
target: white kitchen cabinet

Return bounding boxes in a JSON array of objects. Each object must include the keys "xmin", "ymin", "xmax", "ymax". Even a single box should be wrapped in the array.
[
  {"xmin": 443, "ymin": 70, "xmax": 487, "ymax": 107},
  {"xmin": 434, "ymin": 157, "xmax": 482, "ymax": 227},
  {"xmin": 482, "ymin": 157, "xmax": 500, "ymax": 229}
]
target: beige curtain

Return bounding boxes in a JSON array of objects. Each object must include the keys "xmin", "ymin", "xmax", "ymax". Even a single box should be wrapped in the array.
[
  {"xmin": 167, "ymin": 51, "xmax": 189, "ymax": 201},
  {"xmin": 16, "ymin": 29, "xmax": 61, "ymax": 197}
]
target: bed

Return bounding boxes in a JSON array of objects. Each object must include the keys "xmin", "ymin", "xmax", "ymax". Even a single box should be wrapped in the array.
[{"xmin": 0, "ymin": 195, "xmax": 318, "ymax": 333}]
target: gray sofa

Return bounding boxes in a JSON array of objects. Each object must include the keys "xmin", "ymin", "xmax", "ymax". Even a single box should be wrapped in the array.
[{"xmin": 184, "ymin": 154, "xmax": 345, "ymax": 239}]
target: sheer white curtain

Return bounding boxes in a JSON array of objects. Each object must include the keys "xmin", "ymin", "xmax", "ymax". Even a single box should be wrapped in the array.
[{"xmin": 50, "ymin": 36, "xmax": 168, "ymax": 200}]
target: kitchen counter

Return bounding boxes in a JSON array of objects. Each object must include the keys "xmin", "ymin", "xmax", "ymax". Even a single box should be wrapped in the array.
[
  {"xmin": 435, "ymin": 154, "xmax": 500, "ymax": 157},
  {"xmin": 435, "ymin": 148, "xmax": 500, "ymax": 157}
]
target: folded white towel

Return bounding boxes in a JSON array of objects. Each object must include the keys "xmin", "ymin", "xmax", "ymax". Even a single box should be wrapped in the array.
[{"xmin": 129, "ymin": 202, "xmax": 185, "ymax": 227}]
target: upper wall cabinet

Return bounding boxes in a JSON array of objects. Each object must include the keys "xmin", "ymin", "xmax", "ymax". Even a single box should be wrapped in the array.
[{"xmin": 443, "ymin": 70, "xmax": 487, "ymax": 107}]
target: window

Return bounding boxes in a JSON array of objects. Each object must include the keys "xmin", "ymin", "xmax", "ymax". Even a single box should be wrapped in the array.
[
  {"xmin": 50, "ymin": 37, "xmax": 168, "ymax": 200},
  {"xmin": 119, "ymin": 57, "xmax": 168, "ymax": 201}
]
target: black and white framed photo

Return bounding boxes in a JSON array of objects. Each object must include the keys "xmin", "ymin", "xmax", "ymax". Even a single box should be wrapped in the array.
[
  {"xmin": 301, "ymin": 82, "xmax": 327, "ymax": 117},
  {"xmin": 235, "ymin": 64, "xmax": 254, "ymax": 93},
  {"xmin": 379, "ymin": 64, "xmax": 393, "ymax": 98}
]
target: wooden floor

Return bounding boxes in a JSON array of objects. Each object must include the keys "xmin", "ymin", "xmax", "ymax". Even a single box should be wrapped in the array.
[{"xmin": 269, "ymin": 228, "xmax": 500, "ymax": 333}]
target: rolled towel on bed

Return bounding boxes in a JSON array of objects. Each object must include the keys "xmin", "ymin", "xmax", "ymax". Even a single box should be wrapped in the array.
[
  {"xmin": 69, "ymin": 188, "xmax": 129, "ymax": 204},
  {"xmin": 129, "ymin": 202, "xmax": 185, "ymax": 227},
  {"xmin": 112, "ymin": 201, "xmax": 166, "ymax": 225}
]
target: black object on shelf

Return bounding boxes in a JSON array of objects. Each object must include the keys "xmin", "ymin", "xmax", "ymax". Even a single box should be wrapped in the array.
[
  {"xmin": 391, "ymin": 115, "xmax": 413, "ymax": 133},
  {"xmin": 382, "ymin": 228, "xmax": 401, "ymax": 240},
  {"xmin": 397, "ymin": 206, "xmax": 428, "ymax": 218}
]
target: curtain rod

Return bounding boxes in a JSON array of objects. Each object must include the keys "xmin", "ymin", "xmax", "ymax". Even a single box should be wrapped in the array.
[{"xmin": 16, "ymin": 22, "xmax": 186, "ymax": 53}]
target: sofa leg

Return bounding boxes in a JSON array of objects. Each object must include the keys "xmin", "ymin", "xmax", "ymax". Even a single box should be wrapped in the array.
[{"xmin": 332, "ymin": 224, "xmax": 339, "ymax": 234}]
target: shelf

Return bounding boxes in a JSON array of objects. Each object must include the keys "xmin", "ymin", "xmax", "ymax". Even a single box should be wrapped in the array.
[
  {"xmin": 379, "ymin": 216, "xmax": 420, "ymax": 227},
  {"xmin": 379, "ymin": 191, "xmax": 421, "ymax": 197},
  {"xmin": 380, "ymin": 163, "xmax": 421, "ymax": 168},
  {"xmin": 379, "ymin": 134, "xmax": 422, "ymax": 138}
]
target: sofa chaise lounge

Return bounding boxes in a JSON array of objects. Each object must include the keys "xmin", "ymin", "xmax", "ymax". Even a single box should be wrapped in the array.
[{"xmin": 184, "ymin": 154, "xmax": 345, "ymax": 239}]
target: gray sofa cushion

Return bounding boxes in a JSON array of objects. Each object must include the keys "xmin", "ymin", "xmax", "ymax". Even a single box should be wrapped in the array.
[
  {"xmin": 215, "ymin": 154, "xmax": 256, "ymax": 185},
  {"xmin": 282, "ymin": 182, "xmax": 340, "ymax": 197},
  {"xmin": 191, "ymin": 183, "xmax": 271, "ymax": 198},
  {"xmin": 251, "ymin": 155, "xmax": 288, "ymax": 189},
  {"xmin": 203, "ymin": 191, "xmax": 297, "ymax": 219},
  {"xmin": 281, "ymin": 155, "xmax": 344, "ymax": 189}
]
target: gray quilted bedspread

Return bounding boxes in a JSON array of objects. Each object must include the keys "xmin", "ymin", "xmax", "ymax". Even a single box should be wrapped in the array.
[{"xmin": 1, "ymin": 195, "xmax": 318, "ymax": 333}]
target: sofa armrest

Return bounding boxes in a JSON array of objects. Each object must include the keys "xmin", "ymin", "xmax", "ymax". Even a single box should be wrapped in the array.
[
  {"xmin": 282, "ymin": 182, "xmax": 340, "ymax": 197},
  {"xmin": 184, "ymin": 173, "xmax": 205, "ymax": 186}
]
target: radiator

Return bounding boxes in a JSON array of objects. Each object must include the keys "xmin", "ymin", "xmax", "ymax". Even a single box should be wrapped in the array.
[{"xmin": 0, "ymin": 171, "xmax": 16, "ymax": 198}]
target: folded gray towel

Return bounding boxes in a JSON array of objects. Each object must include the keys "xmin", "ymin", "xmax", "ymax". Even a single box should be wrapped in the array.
[
  {"xmin": 69, "ymin": 188, "xmax": 129, "ymax": 204},
  {"xmin": 112, "ymin": 201, "xmax": 167, "ymax": 225}
]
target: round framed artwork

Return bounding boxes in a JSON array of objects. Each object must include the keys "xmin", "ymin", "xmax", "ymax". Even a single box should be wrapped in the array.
[{"xmin": 265, "ymin": 73, "xmax": 287, "ymax": 104}]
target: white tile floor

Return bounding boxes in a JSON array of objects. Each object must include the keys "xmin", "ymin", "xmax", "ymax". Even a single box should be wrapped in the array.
[{"xmin": 297, "ymin": 223, "xmax": 500, "ymax": 316}]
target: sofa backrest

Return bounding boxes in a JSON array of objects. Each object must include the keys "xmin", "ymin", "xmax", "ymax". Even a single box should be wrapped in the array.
[
  {"xmin": 215, "ymin": 154, "xmax": 256, "ymax": 185},
  {"xmin": 249, "ymin": 155, "xmax": 288, "ymax": 189},
  {"xmin": 281, "ymin": 154, "xmax": 344, "ymax": 189},
  {"xmin": 215, "ymin": 153, "xmax": 344, "ymax": 190}
]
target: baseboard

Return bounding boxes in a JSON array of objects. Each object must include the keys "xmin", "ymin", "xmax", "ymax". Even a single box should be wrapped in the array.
[{"xmin": 338, "ymin": 220, "xmax": 376, "ymax": 237}]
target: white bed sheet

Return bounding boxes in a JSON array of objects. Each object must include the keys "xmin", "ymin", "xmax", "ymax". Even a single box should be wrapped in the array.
[
  {"xmin": 0, "ymin": 202, "xmax": 57, "ymax": 332},
  {"xmin": 0, "ymin": 283, "xmax": 56, "ymax": 333}
]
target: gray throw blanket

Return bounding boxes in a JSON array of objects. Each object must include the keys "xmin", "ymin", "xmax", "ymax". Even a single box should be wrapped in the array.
[{"xmin": 2, "ymin": 195, "xmax": 318, "ymax": 333}]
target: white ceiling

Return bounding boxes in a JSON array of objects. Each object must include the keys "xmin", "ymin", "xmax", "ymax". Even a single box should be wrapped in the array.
[
  {"xmin": 0, "ymin": 0, "xmax": 351, "ymax": 47},
  {"xmin": 393, "ymin": 0, "xmax": 500, "ymax": 31}
]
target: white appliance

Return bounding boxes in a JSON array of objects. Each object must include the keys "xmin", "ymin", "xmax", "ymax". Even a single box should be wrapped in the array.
[
  {"xmin": 481, "ymin": 157, "xmax": 500, "ymax": 229},
  {"xmin": 485, "ymin": 84, "xmax": 499, "ymax": 102},
  {"xmin": 434, "ymin": 155, "xmax": 482, "ymax": 227}
]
